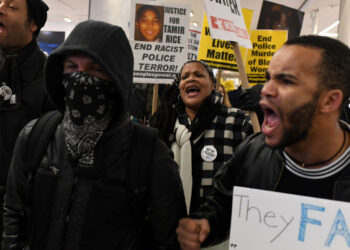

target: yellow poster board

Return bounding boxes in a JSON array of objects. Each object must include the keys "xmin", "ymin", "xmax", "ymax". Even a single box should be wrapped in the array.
[
  {"xmin": 245, "ymin": 30, "xmax": 288, "ymax": 85},
  {"xmin": 197, "ymin": 9, "xmax": 253, "ymax": 71},
  {"xmin": 221, "ymin": 79, "xmax": 235, "ymax": 92}
]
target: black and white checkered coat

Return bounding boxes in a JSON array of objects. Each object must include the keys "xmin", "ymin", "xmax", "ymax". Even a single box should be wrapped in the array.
[
  {"xmin": 175, "ymin": 92, "xmax": 253, "ymax": 207},
  {"xmin": 191, "ymin": 93, "xmax": 253, "ymax": 200},
  {"xmin": 151, "ymin": 88, "xmax": 253, "ymax": 210}
]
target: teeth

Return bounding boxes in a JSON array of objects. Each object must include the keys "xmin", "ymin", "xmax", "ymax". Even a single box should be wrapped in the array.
[{"xmin": 265, "ymin": 124, "xmax": 271, "ymax": 128}]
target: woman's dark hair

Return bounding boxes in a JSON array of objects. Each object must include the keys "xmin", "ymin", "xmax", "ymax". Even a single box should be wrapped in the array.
[{"xmin": 173, "ymin": 60, "xmax": 216, "ymax": 87}]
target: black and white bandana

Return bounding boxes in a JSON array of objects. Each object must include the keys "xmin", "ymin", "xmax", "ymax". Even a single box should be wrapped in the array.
[
  {"xmin": 62, "ymin": 71, "xmax": 115, "ymax": 168},
  {"xmin": 63, "ymin": 71, "xmax": 115, "ymax": 125}
]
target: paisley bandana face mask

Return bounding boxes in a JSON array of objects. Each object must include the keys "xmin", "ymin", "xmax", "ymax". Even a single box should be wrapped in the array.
[
  {"xmin": 62, "ymin": 71, "xmax": 115, "ymax": 168},
  {"xmin": 63, "ymin": 71, "xmax": 115, "ymax": 126}
]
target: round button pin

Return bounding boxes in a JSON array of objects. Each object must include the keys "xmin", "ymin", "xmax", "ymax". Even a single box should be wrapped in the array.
[
  {"xmin": 201, "ymin": 145, "xmax": 217, "ymax": 162},
  {"xmin": 0, "ymin": 85, "xmax": 12, "ymax": 101}
]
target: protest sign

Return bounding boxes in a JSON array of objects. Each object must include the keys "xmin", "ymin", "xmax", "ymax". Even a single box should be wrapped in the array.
[
  {"xmin": 230, "ymin": 186, "xmax": 350, "ymax": 249},
  {"xmin": 188, "ymin": 27, "xmax": 201, "ymax": 60},
  {"xmin": 245, "ymin": 30, "xmax": 287, "ymax": 85},
  {"xmin": 257, "ymin": 0, "xmax": 304, "ymax": 40},
  {"xmin": 200, "ymin": 0, "xmax": 260, "ymax": 133},
  {"xmin": 130, "ymin": 0, "xmax": 190, "ymax": 84},
  {"xmin": 197, "ymin": 9, "xmax": 252, "ymax": 71},
  {"xmin": 222, "ymin": 79, "xmax": 235, "ymax": 92},
  {"xmin": 203, "ymin": 0, "xmax": 251, "ymax": 49}
]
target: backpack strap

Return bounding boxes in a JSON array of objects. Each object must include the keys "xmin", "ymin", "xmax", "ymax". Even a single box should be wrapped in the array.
[
  {"xmin": 127, "ymin": 122, "xmax": 158, "ymax": 226},
  {"xmin": 26, "ymin": 110, "xmax": 63, "ymax": 175}
]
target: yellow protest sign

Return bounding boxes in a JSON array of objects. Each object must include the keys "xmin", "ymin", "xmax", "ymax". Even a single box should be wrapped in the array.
[
  {"xmin": 197, "ymin": 9, "xmax": 253, "ymax": 71},
  {"xmin": 221, "ymin": 79, "xmax": 235, "ymax": 92},
  {"xmin": 245, "ymin": 30, "xmax": 288, "ymax": 85}
]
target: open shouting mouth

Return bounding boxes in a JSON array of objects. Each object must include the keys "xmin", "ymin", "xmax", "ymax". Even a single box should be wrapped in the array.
[
  {"xmin": 260, "ymin": 100, "xmax": 280, "ymax": 137},
  {"xmin": 185, "ymin": 85, "xmax": 200, "ymax": 98},
  {"xmin": 0, "ymin": 22, "xmax": 6, "ymax": 34}
]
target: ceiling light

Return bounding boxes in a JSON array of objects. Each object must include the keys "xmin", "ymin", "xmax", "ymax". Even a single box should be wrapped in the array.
[
  {"xmin": 191, "ymin": 22, "xmax": 198, "ymax": 27},
  {"xmin": 319, "ymin": 20, "xmax": 339, "ymax": 35},
  {"xmin": 319, "ymin": 32, "xmax": 338, "ymax": 38},
  {"xmin": 64, "ymin": 17, "xmax": 72, "ymax": 23},
  {"xmin": 190, "ymin": 11, "xmax": 194, "ymax": 17}
]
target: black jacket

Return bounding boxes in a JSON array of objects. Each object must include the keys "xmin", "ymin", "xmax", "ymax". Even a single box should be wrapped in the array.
[
  {"xmin": 3, "ymin": 20, "xmax": 187, "ymax": 250},
  {"xmin": 193, "ymin": 132, "xmax": 350, "ymax": 246},
  {"xmin": 0, "ymin": 41, "xmax": 52, "ymax": 185},
  {"xmin": 3, "ymin": 117, "xmax": 186, "ymax": 250}
]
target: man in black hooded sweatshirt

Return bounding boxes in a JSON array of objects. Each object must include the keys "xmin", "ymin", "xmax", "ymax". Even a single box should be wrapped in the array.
[
  {"xmin": 3, "ymin": 20, "xmax": 187, "ymax": 250},
  {"xmin": 0, "ymin": 0, "xmax": 51, "ymax": 244}
]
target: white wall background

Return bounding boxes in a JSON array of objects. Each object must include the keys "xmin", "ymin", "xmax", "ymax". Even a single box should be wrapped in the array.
[
  {"xmin": 89, "ymin": 0, "xmax": 131, "ymax": 35},
  {"xmin": 338, "ymin": 0, "xmax": 350, "ymax": 45}
]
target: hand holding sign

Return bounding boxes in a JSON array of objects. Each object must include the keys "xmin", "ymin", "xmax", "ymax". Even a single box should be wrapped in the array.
[{"xmin": 176, "ymin": 218, "xmax": 211, "ymax": 250}]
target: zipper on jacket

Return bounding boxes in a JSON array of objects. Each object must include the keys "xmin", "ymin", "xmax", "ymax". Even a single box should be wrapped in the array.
[
  {"xmin": 273, "ymin": 161, "xmax": 285, "ymax": 191},
  {"xmin": 332, "ymin": 181, "xmax": 338, "ymax": 199}
]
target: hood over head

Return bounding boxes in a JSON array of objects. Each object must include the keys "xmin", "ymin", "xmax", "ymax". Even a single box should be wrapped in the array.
[{"xmin": 44, "ymin": 20, "xmax": 134, "ymax": 118}]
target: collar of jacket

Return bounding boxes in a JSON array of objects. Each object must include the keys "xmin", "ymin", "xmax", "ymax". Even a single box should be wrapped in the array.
[
  {"xmin": 0, "ymin": 40, "xmax": 46, "ymax": 83},
  {"xmin": 18, "ymin": 41, "xmax": 46, "ymax": 83}
]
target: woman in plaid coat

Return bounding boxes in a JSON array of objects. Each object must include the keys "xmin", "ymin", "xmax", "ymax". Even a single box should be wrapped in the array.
[{"xmin": 151, "ymin": 60, "xmax": 253, "ymax": 213}]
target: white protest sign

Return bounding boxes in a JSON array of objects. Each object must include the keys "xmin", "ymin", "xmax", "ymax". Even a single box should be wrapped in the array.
[
  {"xmin": 202, "ymin": 0, "xmax": 251, "ymax": 49},
  {"xmin": 188, "ymin": 27, "xmax": 201, "ymax": 60},
  {"xmin": 130, "ymin": 0, "xmax": 190, "ymax": 84},
  {"xmin": 230, "ymin": 186, "xmax": 350, "ymax": 249}
]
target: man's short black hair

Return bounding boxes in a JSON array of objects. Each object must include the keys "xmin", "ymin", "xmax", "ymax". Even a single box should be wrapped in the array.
[
  {"xmin": 285, "ymin": 35, "xmax": 350, "ymax": 109},
  {"xmin": 136, "ymin": 5, "xmax": 161, "ymax": 21}
]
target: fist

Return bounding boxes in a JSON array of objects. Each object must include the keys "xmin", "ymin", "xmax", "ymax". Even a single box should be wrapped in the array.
[{"xmin": 176, "ymin": 218, "xmax": 210, "ymax": 250}]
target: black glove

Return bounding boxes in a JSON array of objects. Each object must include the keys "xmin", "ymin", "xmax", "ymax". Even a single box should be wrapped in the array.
[{"xmin": 238, "ymin": 84, "xmax": 263, "ymax": 111}]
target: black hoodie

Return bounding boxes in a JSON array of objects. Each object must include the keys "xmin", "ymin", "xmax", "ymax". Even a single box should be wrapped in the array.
[
  {"xmin": 3, "ymin": 20, "xmax": 186, "ymax": 250},
  {"xmin": 45, "ymin": 20, "xmax": 134, "ymax": 121}
]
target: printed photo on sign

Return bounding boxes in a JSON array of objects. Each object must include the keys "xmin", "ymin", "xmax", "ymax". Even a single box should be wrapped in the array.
[
  {"xmin": 134, "ymin": 4, "xmax": 164, "ymax": 42},
  {"xmin": 130, "ymin": 0, "xmax": 190, "ymax": 84},
  {"xmin": 257, "ymin": 0, "xmax": 304, "ymax": 40}
]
